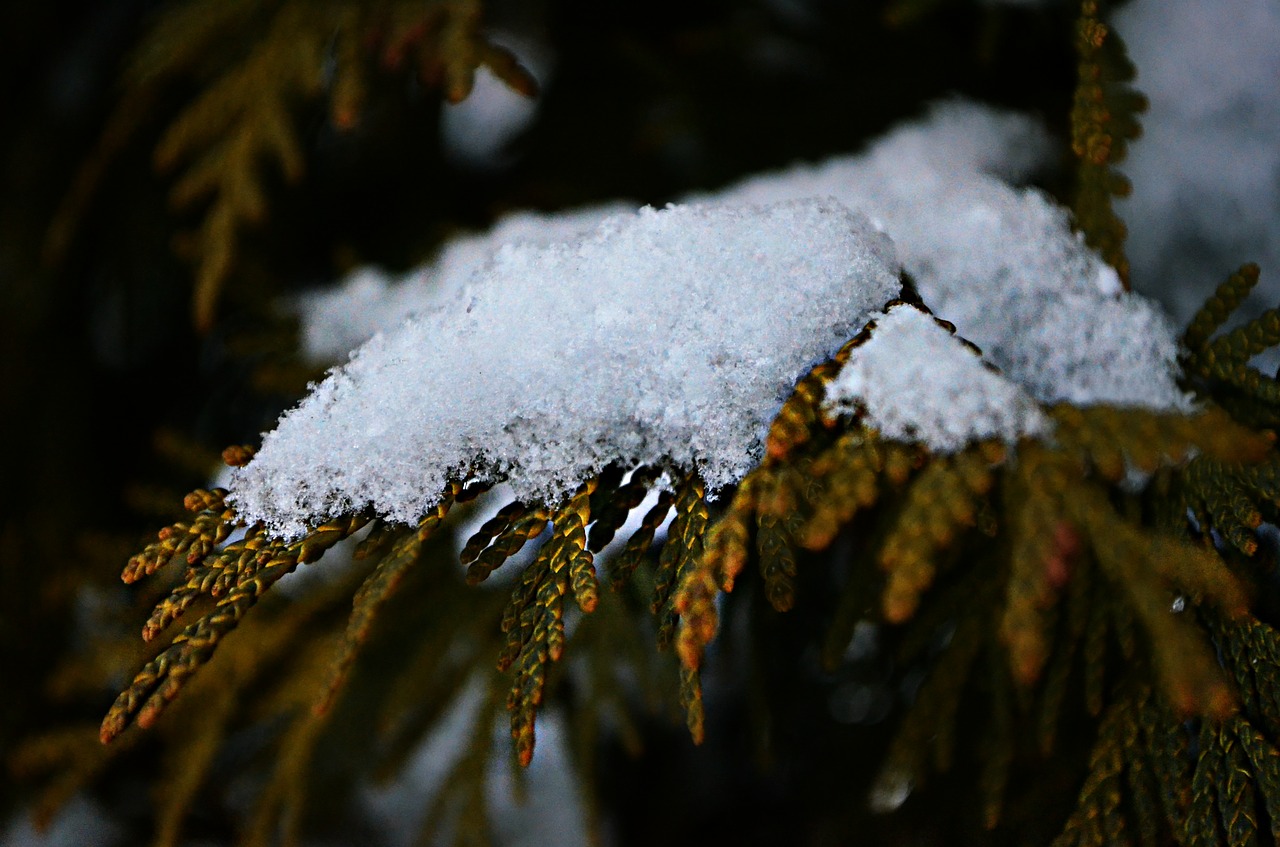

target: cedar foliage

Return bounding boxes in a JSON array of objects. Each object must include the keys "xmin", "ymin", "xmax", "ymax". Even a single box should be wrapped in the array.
[{"xmin": 5, "ymin": 1, "xmax": 1280, "ymax": 846}]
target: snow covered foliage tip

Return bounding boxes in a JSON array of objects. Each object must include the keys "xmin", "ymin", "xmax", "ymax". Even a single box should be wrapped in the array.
[
  {"xmin": 231, "ymin": 199, "xmax": 900, "ymax": 538},
  {"xmin": 825, "ymin": 303, "xmax": 1050, "ymax": 452}
]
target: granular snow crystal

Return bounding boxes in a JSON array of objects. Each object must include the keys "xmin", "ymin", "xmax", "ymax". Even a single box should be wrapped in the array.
[
  {"xmin": 824, "ymin": 304, "xmax": 1051, "ymax": 452},
  {"xmin": 244, "ymin": 101, "xmax": 1197, "ymax": 538},
  {"xmin": 231, "ymin": 199, "xmax": 900, "ymax": 538},
  {"xmin": 707, "ymin": 101, "xmax": 1189, "ymax": 411}
]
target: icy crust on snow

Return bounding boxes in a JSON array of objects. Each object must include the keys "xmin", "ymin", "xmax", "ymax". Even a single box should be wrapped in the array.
[
  {"xmin": 298, "ymin": 203, "xmax": 633, "ymax": 363},
  {"xmin": 825, "ymin": 305, "xmax": 1050, "ymax": 452},
  {"xmin": 706, "ymin": 101, "xmax": 1189, "ymax": 411},
  {"xmin": 231, "ymin": 199, "xmax": 900, "ymax": 538}
]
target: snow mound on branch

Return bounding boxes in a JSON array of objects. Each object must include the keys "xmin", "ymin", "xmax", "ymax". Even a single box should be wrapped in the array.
[
  {"xmin": 232, "ymin": 199, "xmax": 900, "ymax": 538},
  {"xmin": 825, "ymin": 305, "xmax": 1050, "ymax": 452},
  {"xmin": 256, "ymin": 100, "xmax": 1193, "ymax": 537},
  {"xmin": 708, "ymin": 100, "xmax": 1188, "ymax": 410}
]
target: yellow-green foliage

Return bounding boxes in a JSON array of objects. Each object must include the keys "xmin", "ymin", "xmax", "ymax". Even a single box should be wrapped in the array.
[
  {"xmin": 50, "ymin": 252, "xmax": 1278, "ymax": 847},
  {"xmin": 1070, "ymin": 0, "xmax": 1145, "ymax": 287},
  {"xmin": 16, "ymin": 270, "xmax": 1270, "ymax": 847},
  {"xmin": 26, "ymin": 2, "xmax": 1280, "ymax": 842},
  {"xmin": 1183, "ymin": 264, "xmax": 1280, "ymax": 428},
  {"xmin": 671, "ymin": 286, "xmax": 1280, "ymax": 839}
]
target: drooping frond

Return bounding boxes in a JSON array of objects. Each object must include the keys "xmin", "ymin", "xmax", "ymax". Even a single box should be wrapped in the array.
[
  {"xmin": 101, "ymin": 509, "xmax": 370, "ymax": 742},
  {"xmin": 1182, "ymin": 264, "xmax": 1280, "ymax": 427}
]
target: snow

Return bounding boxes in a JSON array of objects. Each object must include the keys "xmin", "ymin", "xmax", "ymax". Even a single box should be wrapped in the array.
[
  {"xmin": 705, "ymin": 100, "xmax": 1187, "ymax": 410},
  {"xmin": 232, "ymin": 199, "xmax": 900, "ymax": 538},
  {"xmin": 247, "ymin": 100, "xmax": 1197, "ymax": 537},
  {"xmin": 825, "ymin": 304, "xmax": 1050, "ymax": 452}
]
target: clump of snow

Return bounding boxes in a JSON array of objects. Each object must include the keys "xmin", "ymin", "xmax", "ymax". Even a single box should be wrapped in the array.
[
  {"xmin": 707, "ymin": 100, "xmax": 1188, "ymax": 409},
  {"xmin": 305, "ymin": 103, "xmax": 1184, "ymax": 410},
  {"xmin": 299, "ymin": 203, "xmax": 632, "ymax": 363},
  {"xmin": 265, "ymin": 99, "xmax": 1198, "ymax": 537},
  {"xmin": 826, "ymin": 304, "xmax": 1050, "ymax": 452},
  {"xmin": 1114, "ymin": 0, "xmax": 1280, "ymax": 325},
  {"xmin": 232, "ymin": 199, "xmax": 900, "ymax": 538}
]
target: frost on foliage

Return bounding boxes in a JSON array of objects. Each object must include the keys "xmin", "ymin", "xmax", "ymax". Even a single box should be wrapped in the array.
[
  {"xmin": 709, "ymin": 100, "xmax": 1188, "ymax": 410},
  {"xmin": 298, "ymin": 202, "xmax": 632, "ymax": 363},
  {"xmin": 233, "ymin": 199, "xmax": 899, "ymax": 538},
  {"xmin": 825, "ymin": 304, "xmax": 1050, "ymax": 452}
]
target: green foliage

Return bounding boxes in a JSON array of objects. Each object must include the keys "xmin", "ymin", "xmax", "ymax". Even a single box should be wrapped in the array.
[
  {"xmin": 53, "ymin": 267, "xmax": 1277, "ymax": 845},
  {"xmin": 1070, "ymin": 0, "xmax": 1145, "ymax": 288}
]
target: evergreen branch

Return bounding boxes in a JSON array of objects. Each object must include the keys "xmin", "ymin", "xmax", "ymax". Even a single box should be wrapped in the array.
[
  {"xmin": 1189, "ymin": 723, "xmax": 1228, "ymax": 847},
  {"xmin": 1073, "ymin": 486, "xmax": 1240, "ymax": 717},
  {"xmin": 1070, "ymin": 0, "xmax": 1145, "ymax": 287},
  {"xmin": 608, "ymin": 489, "xmax": 673, "ymax": 591},
  {"xmin": 154, "ymin": 1, "xmax": 326, "ymax": 331},
  {"xmin": 414, "ymin": 672, "xmax": 505, "ymax": 847},
  {"xmin": 241, "ymin": 706, "xmax": 330, "ymax": 847},
  {"xmin": 1184, "ymin": 264, "xmax": 1262, "ymax": 353},
  {"xmin": 800, "ymin": 429, "xmax": 885, "ymax": 549},
  {"xmin": 141, "ymin": 523, "xmax": 267, "ymax": 641},
  {"xmin": 314, "ymin": 485, "xmax": 459, "ymax": 716},
  {"xmin": 588, "ymin": 466, "xmax": 661, "ymax": 552},
  {"xmin": 152, "ymin": 679, "xmax": 236, "ymax": 847},
  {"xmin": 1139, "ymin": 690, "xmax": 1193, "ymax": 842},
  {"xmin": 377, "ymin": 0, "xmax": 537, "ymax": 103},
  {"xmin": 1036, "ymin": 543, "xmax": 1093, "ymax": 753},
  {"xmin": 121, "ymin": 487, "xmax": 234, "ymax": 583},
  {"xmin": 1053, "ymin": 686, "xmax": 1154, "ymax": 847},
  {"xmin": 101, "ymin": 514, "xmax": 368, "ymax": 743},
  {"xmin": 652, "ymin": 474, "xmax": 707, "ymax": 652},
  {"xmin": 468, "ymin": 506, "xmax": 550, "ymax": 585},
  {"xmin": 980, "ymin": 657, "xmax": 1016, "ymax": 829},
  {"xmin": 1003, "ymin": 446, "xmax": 1079, "ymax": 685},
  {"xmin": 1182, "ymin": 265, "xmax": 1280, "ymax": 429},
  {"xmin": 878, "ymin": 596, "xmax": 989, "ymax": 790},
  {"xmin": 52, "ymin": 0, "xmax": 534, "ymax": 331},
  {"xmin": 1215, "ymin": 721, "xmax": 1262, "ymax": 847},
  {"xmin": 1233, "ymin": 717, "xmax": 1280, "ymax": 843},
  {"xmin": 461, "ymin": 498, "xmax": 527, "ymax": 567},
  {"xmin": 373, "ymin": 582, "xmax": 505, "ymax": 782},
  {"xmin": 878, "ymin": 444, "xmax": 997, "ymax": 623},
  {"xmin": 503, "ymin": 481, "xmax": 597, "ymax": 766}
]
